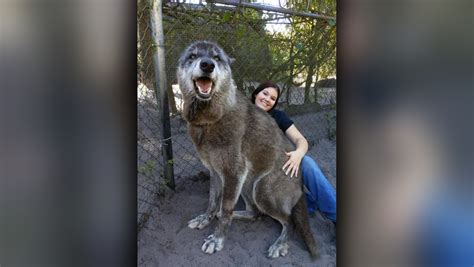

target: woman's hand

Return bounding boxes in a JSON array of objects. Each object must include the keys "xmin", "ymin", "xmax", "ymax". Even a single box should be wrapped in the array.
[{"xmin": 282, "ymin": 150, "xmax": 305, "ymax": 178}]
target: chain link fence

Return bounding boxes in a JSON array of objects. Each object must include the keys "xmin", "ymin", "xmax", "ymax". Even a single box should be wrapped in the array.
[{"xmin": 138, "ymin": 0, "xmax": 336, "ymax": 230}]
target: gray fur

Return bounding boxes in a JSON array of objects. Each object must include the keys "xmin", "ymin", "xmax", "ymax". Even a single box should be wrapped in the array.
[{"xmin": 177, "ymin": 41, "xmax": 318, "ymax": 259}]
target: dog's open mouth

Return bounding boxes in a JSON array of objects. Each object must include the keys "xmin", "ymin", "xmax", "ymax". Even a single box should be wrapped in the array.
[{"xmin": 194, "ymin": 77, "xmax": 213, "ymax": 99}]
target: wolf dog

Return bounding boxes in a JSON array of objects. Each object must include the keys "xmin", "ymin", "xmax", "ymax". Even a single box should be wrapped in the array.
[{"xmin": 176, "ymin": 40, "xmax": 318, "ymax": 259}]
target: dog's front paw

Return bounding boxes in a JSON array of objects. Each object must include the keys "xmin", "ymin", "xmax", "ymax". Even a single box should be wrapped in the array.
[
  {"xmin": 201, "ymin": 234, "xmax": 224, "ymax": 254},
  {"xmin": 188, "ymin": 214, "xmax": 212, "ymax": 229},
  {"xmin": 267, "ymin": 242, "xmax": 289, "ymax": 258}
]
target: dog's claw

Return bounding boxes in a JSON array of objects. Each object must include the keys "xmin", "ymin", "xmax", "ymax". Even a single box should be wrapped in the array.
[
  {"xmin": 267, "ymin": 242, "xmax": 289, "ymax": 258},
  {"xmin": 202, "ymin": 234, "xmax": 224, "ymax": 254},
  {"xmin": 188, "ymin": 214, "xmax": 212, "ymax": 229}
]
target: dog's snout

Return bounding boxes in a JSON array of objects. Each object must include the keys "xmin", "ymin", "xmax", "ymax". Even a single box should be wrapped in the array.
[{"xmin": 200, "ymin": 59, "xmax": 215, "ymax": 73}]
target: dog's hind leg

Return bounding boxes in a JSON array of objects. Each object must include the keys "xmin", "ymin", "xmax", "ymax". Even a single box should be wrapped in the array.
[
  {"xmin": 260, "ymin": 201, "xmax": 291, "ymax": 258},
  {"xmin": 267, "ymin": 220, "xmax": 290, "ymax": 258},
  {"xmin": 188, "ymin": 171, "xmax": 222, "ymax": 230},
  {"xmin": 253, "ymin": 177, "xmax": 296, "ymax": 258}
]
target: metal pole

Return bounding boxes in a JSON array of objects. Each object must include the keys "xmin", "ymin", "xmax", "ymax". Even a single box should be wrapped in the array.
[
  {"xmin": 209, "ymin": 0, "xmax": 336, "ymax": 21},
  {"xmin": 151, "ymin": 0, "xmax": 175, "ymax": 190}
]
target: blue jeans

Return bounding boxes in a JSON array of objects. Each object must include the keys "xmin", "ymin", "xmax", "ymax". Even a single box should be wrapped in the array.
[{"xmin": 301, "ymin": 155, "xmax": 336, "ymax": 222}]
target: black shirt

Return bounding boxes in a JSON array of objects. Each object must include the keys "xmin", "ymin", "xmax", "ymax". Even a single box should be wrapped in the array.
[{"xmin": 269, "ymin": 109, "xmax": 294, "ymax": 133}]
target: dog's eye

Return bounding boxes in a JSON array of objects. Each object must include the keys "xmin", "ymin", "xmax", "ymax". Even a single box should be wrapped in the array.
[
  {"xmin": 213, "ymin": 56, "xmax": 221, "ymax": 61},
  {"xmin": 189, "ymin": 54, "xmax": 197, "ymax": 60}
]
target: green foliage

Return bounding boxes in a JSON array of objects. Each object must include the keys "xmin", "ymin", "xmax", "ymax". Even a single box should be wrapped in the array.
[
  {"xmin": 250, "ymin": 1, "xmax": 338, "ymax": 107},
  {"xmin": 139, "ymin": 160, "xmax": 156, "ymax": 176}
]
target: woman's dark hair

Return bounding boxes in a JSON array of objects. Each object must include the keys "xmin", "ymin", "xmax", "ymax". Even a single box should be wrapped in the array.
[{"xmin": 251, "ymin": 81, "xmax": 281, "ymax": 111}]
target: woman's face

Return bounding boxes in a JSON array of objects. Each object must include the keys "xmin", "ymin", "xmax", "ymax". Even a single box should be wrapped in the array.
[{"xmin": 255, "ymin": 87, "xmax": 278, "ymax": 112}]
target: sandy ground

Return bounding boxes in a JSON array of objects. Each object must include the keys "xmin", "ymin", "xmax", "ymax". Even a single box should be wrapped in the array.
[{"xmin": 138, "ymin": 137, "xmax": 336, "ymax": 266}]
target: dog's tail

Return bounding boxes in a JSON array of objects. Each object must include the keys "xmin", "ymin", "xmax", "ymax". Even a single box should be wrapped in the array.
[{"xmin": 291, "ymin": 194, "xmax": 319, "ymax": 260}]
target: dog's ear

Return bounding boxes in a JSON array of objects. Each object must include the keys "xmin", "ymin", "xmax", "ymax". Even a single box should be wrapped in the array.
[{"xmin": 229, "ymin": 57, "xmax": 236, "ymax": 64}]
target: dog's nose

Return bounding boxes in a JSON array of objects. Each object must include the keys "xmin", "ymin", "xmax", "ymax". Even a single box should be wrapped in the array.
[{"xmin": 200, "ymin": 59, "xmax": 215, "ymax": 73}]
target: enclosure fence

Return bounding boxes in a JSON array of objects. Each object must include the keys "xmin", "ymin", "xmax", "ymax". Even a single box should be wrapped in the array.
[{"xmin": 138, "ymin": 0, "xmax": 336, "ymax": 230}]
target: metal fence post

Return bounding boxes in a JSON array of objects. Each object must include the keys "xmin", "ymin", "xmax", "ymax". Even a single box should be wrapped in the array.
[{"xmin": 151, "ymin": 0, "xmax": 175, "ymax": 189}]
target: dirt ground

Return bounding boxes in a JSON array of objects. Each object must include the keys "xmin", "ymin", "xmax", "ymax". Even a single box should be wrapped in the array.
[{"xmin": 138, "ymin": 139, "xmax": 336, "ymax": 266}]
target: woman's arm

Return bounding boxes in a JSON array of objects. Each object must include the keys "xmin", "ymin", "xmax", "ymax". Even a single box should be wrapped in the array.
[{"xmin": 282, "ymin": 124, "xmax": 309, "ymax": 178}]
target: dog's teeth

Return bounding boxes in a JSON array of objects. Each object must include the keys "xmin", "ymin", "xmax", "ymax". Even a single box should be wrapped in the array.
[
  {"xmin": 197, "ymin": 85, "xmax": 206, "ymax": 93},
  {"xmin": 195, "ymin": 79, "xmax": 212, "ymax": 95},
  {"xmin": 199, "ymin": 85, "xmax": 211, "ymax": 94}
]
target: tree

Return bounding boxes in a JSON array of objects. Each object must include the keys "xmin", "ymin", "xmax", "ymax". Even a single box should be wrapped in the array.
[{"xmin": 266, "ymin": 0, "xmax": 336, "ymax": 105}]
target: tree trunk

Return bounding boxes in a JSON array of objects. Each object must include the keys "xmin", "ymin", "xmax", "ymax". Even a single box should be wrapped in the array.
[
  {"xmin": 304, "ymin": 21, "xmax": 318, "ymax": 105},
  {"xmin": 304, "ymin": 62, "xmax": 315, "ymax": 104}
]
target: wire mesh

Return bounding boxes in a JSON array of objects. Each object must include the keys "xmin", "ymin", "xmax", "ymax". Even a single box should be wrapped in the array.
[{"xmin": 137, "ymin": 0, "xmax": 336, "ymax": 230}]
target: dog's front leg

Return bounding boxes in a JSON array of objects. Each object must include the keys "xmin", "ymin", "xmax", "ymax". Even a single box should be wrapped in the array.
[
  {"xmin": 188, "ymin": 171, "xmax": 222, "ymax": 229},
  {"xmin": 202, "ymin": 167, "xmax": 246, "ymax": 254}
]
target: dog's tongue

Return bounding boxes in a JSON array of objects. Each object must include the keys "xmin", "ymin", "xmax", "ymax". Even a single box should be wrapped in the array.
[{"xmin": 196, "ymin": 78, "xmax": 212, "ymax": 94}]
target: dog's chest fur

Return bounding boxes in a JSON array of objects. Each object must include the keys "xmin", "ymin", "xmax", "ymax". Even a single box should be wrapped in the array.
[
  {"xmin": 187, "ymin": 103, "xmax": 244, "ymax": 148},
  {"xmin": 183, "ymin": 97, "xmax": 226, "ymax": 126},
  {"xmin": 183, "ymin": 94, "xmax": 248, "ymax": 166}
]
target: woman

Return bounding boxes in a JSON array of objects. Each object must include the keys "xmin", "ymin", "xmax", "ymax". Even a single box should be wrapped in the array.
[{"xmin": 251, "ymin": 81, "xmax": 336, "ymax": 223}]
